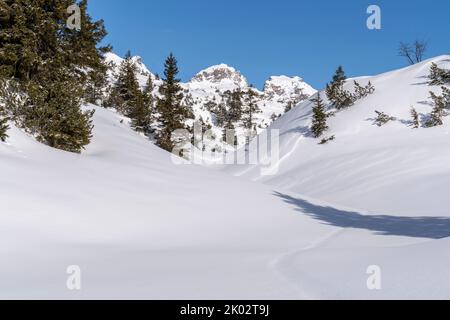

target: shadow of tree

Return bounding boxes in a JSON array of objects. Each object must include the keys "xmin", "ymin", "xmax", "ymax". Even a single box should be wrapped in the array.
[{"xmin": 275, "ymin": 192, "xmax": 450, "ymax": 239}]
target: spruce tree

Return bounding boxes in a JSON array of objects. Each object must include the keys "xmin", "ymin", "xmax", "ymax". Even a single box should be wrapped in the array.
[
  {"xmin": 0, "ymin": 116, "xmax": 9, "ymax": 142},
  {"xmin": 374, "ymin": 111, "xmax": 396, "ymax": 127},
  {"xmin": 156, "ymin": 53, "xmax": 191, "ymax": 152},
  {"xmin": 333, "ymin": 66, "xmax": 346, "ymax": 84},
  {"xmin": 227, "ymin": 89, "xmax": 243, "ymax": 122},
  {"xmin": 129, "ymin": 93, "xmax": 151, "ymax": 134},
  {"xmin": 67, "ymin": 0, "xmax": 110, "ymax": 104},
  {"xmin": 426, "ymin": 91, "xmax": 446, "ymax": 127},
  {"xmin": 0, "ymin": 0, "xmax": 107, "ymax": 153},
  {"xmin": 429, "ymin": 63, "xmax": 450, "ymax": 86},
  {"xmin": 23, "ymin": 72, "xmax": 95, "ymax": 153},
  {"xmin": 222, "ymin": 120, "xmax": 237, "ymax": 146},
  {"xmin": 410, "ymin": 107, "xmax": 420, "ymax": 129},
  {"xmin": 326, "ymin": 66, "xmax": 352, "ymax": 110},
  {"xmin": 108, "ymin": 51, "xmax": 142, "ymax": 116},
  {"xmin": 143, "ymin": 76, "xmax": 155, "ymax": 111},
  {"xmin": 242, "ymin": 87, "xmax": 261, "ymax": 132},
  {"xmin": 310, "ymin": 93, "xmax": 328, "ymax": 138}
]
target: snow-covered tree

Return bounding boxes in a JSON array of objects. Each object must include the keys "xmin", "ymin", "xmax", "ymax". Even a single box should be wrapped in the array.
[
  {"xmin": 426, "ymin": 91, "xmax": 447, "ymax": 127},
  {"xmin": 242, "ymin": 87, "xmax": 261, "ymax": 131},
  {"xmin": 374, "ymin": 110, "xmax": 396, "ymax": 127},
  {"xmin": 310, "ymin": 93, "xmax": 329, "ymax": 138},
  {"xmin": 0, "ymin": 116, "xmax": 9, "ymax": 142},
  {"xmin": 156, "ymin": 53, "xmax": 192, "ymax": 152},
  {"xmin": 0, "ymin": 0, "xmax": 107, "ymax": 153},
  {"xmin": 410, "ymin": 107, "xmax": 420, "ymax": 129},
  {"xmin": 429, "ymin": 63, "xmax": 450, "ymax": 86}
]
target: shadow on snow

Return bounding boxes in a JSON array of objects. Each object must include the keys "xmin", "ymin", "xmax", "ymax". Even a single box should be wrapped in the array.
[{"xmin": 275, "ymin": 192, "xmax": 450, "ymax": 239}]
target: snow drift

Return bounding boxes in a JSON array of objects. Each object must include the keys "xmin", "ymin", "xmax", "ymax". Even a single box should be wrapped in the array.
[{"xmin": 2, "ymin": 56, "xmax": 450, "ymax": 299}]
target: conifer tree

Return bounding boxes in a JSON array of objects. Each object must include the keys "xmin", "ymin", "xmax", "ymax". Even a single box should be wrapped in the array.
[
  {"xmin": 222, "ymin": 120, "xmax": 237, "ymax": 146},
  {"xmin": 129, "ymin": 93, "xmax": 152, "ymax": 134},
  {"xmin": 227, "ymin": 89, "xmax": 243, "ymax": 122},
  {"xmin": 23, "ymin": 73, "xmax": 95, "ymax": 152},
  {"xmin": 142, "ymin": 76, "xmax": 154, "ymax": 110},
  {"xmin": 0, "ymin": 0, "xmax": 107, "ymax": 152},
  {"xmin": 310, "ymin": 93, "xmax": 328, "ymax": 138},
  {"xmin": 374, "ymin": 111, "xmax": 396, "ymax": 127},
  {"xmin": 108, "ymin": 51, "xmax": 142, "ymax": 115},
  {"xmin": 426, "ymin": 91, "xmax": 446, "ymax": 127},
  {"xmin": 332, "ymin": 66, "xmax": 346, "ymax": 84},
  {"xmin": 156, "ymin": 53, "xmax": 191, "ymax": 152},
  {"xmin": 326, "ymin": 66, "xmax": 353, "ymax": 110},
  {"xmin": 410, "ymin": 107, "xmax": 420, "ymax": 129},
  {"xmin": 0, "ymin": 116, "xmax": 9, "ymax": 142},
  {"xmin": 242, "ymin": 87, "xmax": 261, "ymax": 131},
  {"xmin": 428, "ymin": 63, "xmax": 450, "ymax": 86}
]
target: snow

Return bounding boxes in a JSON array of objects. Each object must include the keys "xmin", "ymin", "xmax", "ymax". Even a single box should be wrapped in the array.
[
  {"xmin": 221, "ymin": 55, "xmax": 450, "ymax": 299},
  {"xmin": 104, "ymin": 52, "xmax": 316, "ymax": 146},
  {"xmin": 2, "ymin": 56, "xmax": 450, "ymax": 299}
]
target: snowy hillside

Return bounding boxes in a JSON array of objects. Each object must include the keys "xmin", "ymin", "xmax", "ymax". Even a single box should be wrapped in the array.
[
  {"xmin": 222, "ymin": 56, "xmax": 450, "ymax": 298},
  {"xmin": 231, "ymin": 55, "xmax": 450, "ymax": 217},
  {"xmin": 2, "ymin": 56, "xmax": 450, "ymax": 299},
  {"xmin": 0, "ymin": 104, "xmax": 336, "ymax": 299}
]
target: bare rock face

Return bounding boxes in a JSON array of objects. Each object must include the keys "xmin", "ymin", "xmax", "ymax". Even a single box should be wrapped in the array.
[{"xmin": 190, "ymin": 64, "xmax": 248, "ymax": 89}]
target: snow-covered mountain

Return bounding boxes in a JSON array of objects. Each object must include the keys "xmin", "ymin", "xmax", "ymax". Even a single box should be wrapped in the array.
[
  {"xmin": 104, "ymin": 53, "xmax": 316, "ymax": 139},
  {"xmin": 2, "ymin": 54, "xmax": 450, "ymax": 299}
]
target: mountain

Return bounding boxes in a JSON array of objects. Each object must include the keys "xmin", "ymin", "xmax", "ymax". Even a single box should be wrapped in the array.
[{"xmin": 104, "ymin": 53, "xmax": 316, "ymax": 146}]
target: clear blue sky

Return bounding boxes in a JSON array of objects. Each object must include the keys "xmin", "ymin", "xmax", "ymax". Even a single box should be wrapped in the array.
[{"xmin": 89, "ymin": 0, "xmax": 450, "ymax": 89}]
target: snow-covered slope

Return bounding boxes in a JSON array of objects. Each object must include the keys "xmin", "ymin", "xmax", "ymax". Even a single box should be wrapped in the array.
[
  {"xmin": 2, "ymin": 56, "xmax": 450, "ymax": 299},
  {"xmin": 220, "ymin": 56, "xmax": 450, "ymax": 299},
  {"xmin": 0, "ymin": 105, "xmax": 336, "ymax": 299},
  {"xmin": 231, "ymin": 55, "xmax": 450, "ymax": 217}
]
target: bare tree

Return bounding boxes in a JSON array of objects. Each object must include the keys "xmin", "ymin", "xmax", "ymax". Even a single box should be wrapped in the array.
[
  {"xmin": 398, "ymin": 40, "xmax": 428, "ymax": 64},
  {"xmin": 414, "ymin": 40, "xmax": 427, "ymax": 63}
]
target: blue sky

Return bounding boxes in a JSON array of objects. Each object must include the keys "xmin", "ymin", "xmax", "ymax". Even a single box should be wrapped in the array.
[{"xmin": 89, "ymin": 0, "xmax": 450, "ymax": 89}]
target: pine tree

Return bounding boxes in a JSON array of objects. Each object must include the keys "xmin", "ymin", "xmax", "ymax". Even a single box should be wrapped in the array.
[
  {"xmin": 227, "ymin": 89, "xmax": 243, "ymax": 122},
  {"xmin": 108, "ymin": 51, "xmax": 142, "ymax": 115},
  {"xmin": 310, "ymin": 93, "xmax": 328, "ymax": 138},
  {"xmin": 354, "ymin": 81, "xmax": 375, "ymax": 99},
  {"xmin": 326, "ymin": 66, "xmax": 353, "ymax": 110},
  {"xmin": 242, "ymin": 87, "xmax": 261, "ymax": 131},
  {"xmin": 156, "ymin": 53, "xmax": 191, "ymax": 152},
  {"xmin": 0, "ymin": 0, "xmax": 107, "ymax": 153},
  {"xmin": 426, "ymin": 91, "xmax": 446, "ymax": 127},
  {"xmin": 68, "ymin": 0, "xmax": 110, "ymax": 104},
  {"xmin": 374, "ymin": 111, "xmax": 396, "ymax": 127},
  {"xmin": 429, "ymin": 63, "xmax": 450, "ymax": 86},
  {"xmin": 0, "ymin": 116, "xmax": 9, "ymax": 142},
  {"xmin": 143, "ymin": 75, "xmax": 155, "ymax": 111},
  {"xmin": 332, "ymin": 66, "xmax": 346, "ymax": 84},
  {"xmin": 129, "ymin": 92, "xmax": 151, "ymax": 134},
  {"xmin": 410, "ymin": 107, "xmax": 420, "ymax": 129},
  {"xmin": 23, "ymin": 72, "xmax": 95, "ymax": 153},
  {"xmin": 222, "ymin": 120, "xmax": 237, "ymax": 146}
]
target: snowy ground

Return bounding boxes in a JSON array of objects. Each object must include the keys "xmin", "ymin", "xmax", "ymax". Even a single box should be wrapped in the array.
[{"xmin": 2, "ymin": 56, "xmax": 450, "ymax": 299}]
